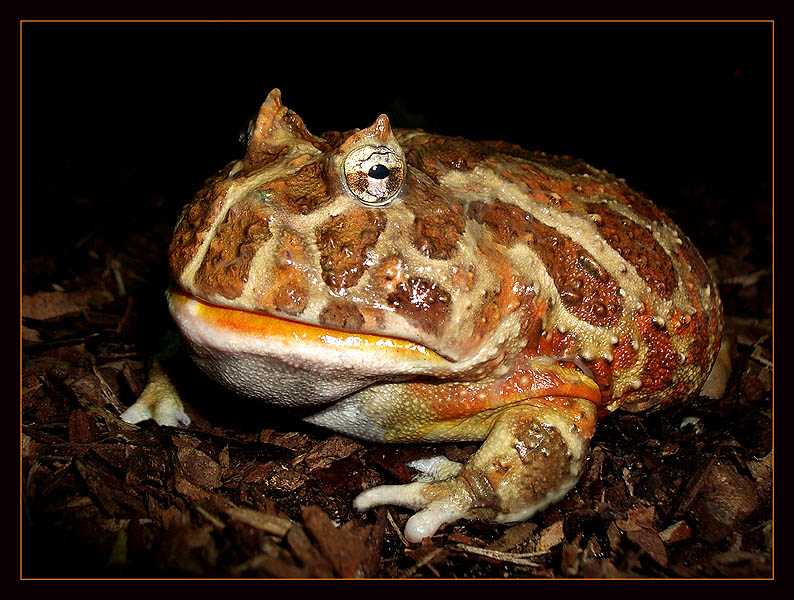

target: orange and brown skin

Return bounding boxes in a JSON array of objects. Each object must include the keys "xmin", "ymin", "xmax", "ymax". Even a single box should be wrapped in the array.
[{"xmin": 160, "ymin": 89, "xmax": 723, "ymax": 538}]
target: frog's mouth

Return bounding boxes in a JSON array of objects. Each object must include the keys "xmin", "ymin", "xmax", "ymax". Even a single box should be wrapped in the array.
[{"xmin": 167, "ymin": 287, "xmax": 456, "ymax": 406}]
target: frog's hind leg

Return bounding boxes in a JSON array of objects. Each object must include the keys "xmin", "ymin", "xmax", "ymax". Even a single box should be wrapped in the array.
[
  {"xmin": 308, "ymin": 385, "xmax": 598, "ymax": 543},
  {"xmin": 700, "ymin": 337, "xmax": 732, "ymax": 400}
]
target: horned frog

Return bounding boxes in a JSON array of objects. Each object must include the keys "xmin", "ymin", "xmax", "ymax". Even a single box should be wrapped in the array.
[{"xmin": 123, "ymin": 89, "xmax": 727, "ymax": 543}]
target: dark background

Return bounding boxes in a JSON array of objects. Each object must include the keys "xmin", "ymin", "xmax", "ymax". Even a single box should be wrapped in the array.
[
  {"xmin": 22, "ymin": 21, "xmax": 772, "ymax": 268},
  {"xmin": 20, "ymin": 22, "xmax": 774, "ymax": 578}
]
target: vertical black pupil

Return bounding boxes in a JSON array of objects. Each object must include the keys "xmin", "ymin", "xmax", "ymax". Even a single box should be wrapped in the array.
[{"xmin": 368, "ymin": 164, "xmax": 390, "ymax": 179}]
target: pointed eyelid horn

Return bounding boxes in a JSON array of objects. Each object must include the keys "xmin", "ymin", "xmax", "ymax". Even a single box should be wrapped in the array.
[
  {"xmin": 246, "ymin": 88, "xmax": 319, "ymax": 156},
  {"xmin": 339, "ymin": 113, "xmax": 400, "ymax": 153},
  {"xmin": 372, "ymin": 114, "xmax": 392, "ymax": 142}
]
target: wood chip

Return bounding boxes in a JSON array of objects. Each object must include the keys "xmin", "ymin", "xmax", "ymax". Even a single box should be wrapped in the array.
[
  {"xmin": 303, "ymin": 435, "xmax": 363, "ymax": 472},
  {"xmin": 286, "ymin": 525, "xmax": 335, "ymax": 577},
  {"xmin": 222, "ymin": 503, "xmax": 293, "ymax": 537},
  {"xmin": 177, "ymin": 446, "xmax": 222, "ymax": 490},
  {"xmin": 22, "ymin": 289, "xmax": 115, "ymax": 320},
  {"xmin": 536, "ymin": 519, "xmax": 564, "ymax": 553},
  {"xmin": 659, "ymin": 520, "xmax": 692, "ymax": 544},
  {"xmin": 616, "ymin": 505, "xmax": 668, "ymax": 567},
  {"xmin": 301, "ymin": 505, "xmax": 368, "ymax": 578},
  {"xmin": 22, "ymin": 291, "xmax": 81, "ymax": 320},
  {"xmin": 488, "ymin": 521, "xmax": 537, "ymax": 552},
  {"xmin": 454, "ymin": 544, "xmax": 542, "ymax": 567},
  {"xmin": 691, "ymin": 462, "xmax": 759, "ymax": 543},
  {"xmin": 747, "ymin": 452, "xmax": 772, "ymax": 484},
  {"xmin": 193, "ymin": 505, "xmax": 226, "ymax": 530}
]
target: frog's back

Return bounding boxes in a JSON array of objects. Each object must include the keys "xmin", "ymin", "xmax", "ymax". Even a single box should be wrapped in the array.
[
  {"xmin": 403, "ymin": 133, "xmax": 724, "ymax": 414},
  {"xmin": 168, "ymin": 90, "xmax": 723, "ymax": 415}
]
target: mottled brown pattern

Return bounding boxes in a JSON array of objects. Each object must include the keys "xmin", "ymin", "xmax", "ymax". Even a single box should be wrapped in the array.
[
  {"xmin": 469, "ymin": 244, "xmax": 530, "ymax": 353},
  {"xmin": 402, "ymin": 174, "xmax": 465, "ymax": 260},
  {"xmin": 468, "ymin": 200, "xmax": 623, "ymax": 327},
  {"xmin": 270, "ymin": 161, "xmax": 332, "ymax": 216},
  {"xmin": 175, "ymin": 95, "xmax": 723, "ymax": 424},
  {"xmin": 316, "ymin": 208, "xmax": 387, "ymax": 291},
  {"xmin": 675, "ymin": 305, "xmax": 714, "ymax": 374},
  {"xmin": 483, "ymin": 140, "xmax": 542, "ymax": 162},
  {"xmin": 586, "ymin": 202, "xmax": 676, "ymax": 299},
  {"xmin": 271, "ymin": 271, "xmax": 308, "ymax": 316},
  {"xmin": 239, "ymin": 145, "xmax": 291, "ymax": 177},
  {"xmin": 281, "ymin": 109, "xmax": 320, "ymax": 147},
  {"xmin": 484, "ymin": 158, "xmax": 558, "ymax": 197},
  {"xmin": 387, "ymin": 277, "xmax": 450, "ymax": 334},
  {"xmin": 535, "ymin": 326, "xmax": 575, "ymax": 360},
  {"xmin": 584, "ymin": 358, "xmax": 613, "ymax": 399},
  {"xmin": 471, "ymin": 418, "xmax": 579, "ymax": 517},
  {"xmin": 675, "ymin": 232, "xmax": 722, "ymax": 370},
  {"xmin": 317, "ymin": 129, "xmax": 351, "ymax": 151},
  {"xmin": 486, "ymin": 152, "xmax": 624, "ymax": 211},
  {"xmin": 634, "ymin": 307, "xmax": 680, "ymax": 393},
  {"xmin": 244, "ymin": 97, "xmax": 323, "ymax": 169},
  {"xmin": 677, "ymin": 233, "xmax": 716, "ymax": 301},
  {"xmin": 516, "ymin": 295, "xmax": 545, "ymax": 355},
  {"xmin": 609, "ymin": 183, "xmax": 675, "ymax": 229},
  {"xmin": 451, "ymin": 264, "xmax": 476, "ymax": 291},
  {"xmin": 688, "ymin": 321, "xmax": 712, "ymax": 373},
  {"xmin": 370, "ymin": 255, "xmax": 405, "ymax": 295},
  {"xmin": 255, "ymin": 230, "xmax": 309, "ymax": 316},
  {"xmin": 169, "ymin": 167, "xmax": 236, "ymax": 280},
  {"xmin": 319, "ymin": 300, "xmax": 365, "ymax": 331},
  {"xmin": 193, "ymin": 195, "xmax": 273, "ymax": 300},
  {"xmin": 405, "ymin": 136, "xmax": 486, "ymax": 182},
  {"xmin": 477, "ymin": 287, "xmax": 509, "ymax": 329},
  {"xmin": 612, "ymin": 334, "xmax": 640, "ymax": 373}
]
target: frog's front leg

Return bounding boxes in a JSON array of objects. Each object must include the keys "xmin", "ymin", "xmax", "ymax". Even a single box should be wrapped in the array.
[
  {"xmin": 121, "ymin": 358, "xmax": 192, "ymax": 427},
  {"xmin": 308, "ymin": 382, "xmax": 598, "ymax": 543}
]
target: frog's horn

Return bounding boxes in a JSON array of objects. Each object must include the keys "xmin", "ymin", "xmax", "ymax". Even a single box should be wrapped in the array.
[
  {"xmin": 371, "ymin": 114, "xmax": 393, "ymax": 142},
  {"xmin": 339, "ymin": 114, "xmax": 400, "ymax": 153},
  {"xmin": 245, "ymin": 89, "xmax": 320, "ymax": 162}
]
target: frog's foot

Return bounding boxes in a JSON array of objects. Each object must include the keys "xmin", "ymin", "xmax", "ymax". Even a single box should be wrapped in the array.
[
  {"xmin": 353, "ymin": 401, "xmax": 596, "ymax": 543},
  {"xmin": 406, "ymin": 456, "xmax": 464, "ymax": 482},
  {"xmin": 121, "ymin": 360, "xmax": 191, "ymax": 427}
]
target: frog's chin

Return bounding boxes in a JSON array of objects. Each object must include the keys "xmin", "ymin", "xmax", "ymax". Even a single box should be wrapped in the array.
[{"xmin": 167, "ymin": 287, "xmax": 456, "ymax": 407}]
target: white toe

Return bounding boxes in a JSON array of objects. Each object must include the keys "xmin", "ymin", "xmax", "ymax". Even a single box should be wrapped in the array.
[
  {"xmin": 407, "ymin": 456, "xmax": 463, "ymax": 482},
  {"xmin": 120, "ymin": 402, "xmax": 152, "ymax": 424},
  {"xmin": 353, "ymin": 482, "xmax": 430, "ymax": 512},
  {"xmin": 404, "ymin": 501, "xmax": 464, "ymax": 543}
]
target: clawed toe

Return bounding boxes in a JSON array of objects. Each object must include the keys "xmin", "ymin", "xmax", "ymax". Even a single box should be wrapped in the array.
[
  {"xmin": 354, "ymin": 482, "xmax": 431, "ymax": 513},
  {"xmin": 404, "ymin": 500, "xmax": 468, "ymax": 543},
  {"xmin": 354, "ymin": 479, "xmax": 474, "ymax": 542}
]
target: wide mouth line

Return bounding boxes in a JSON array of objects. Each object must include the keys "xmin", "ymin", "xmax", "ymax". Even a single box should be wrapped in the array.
[
  {"xmin": 168, "ymin": 286, "xmax": 445, "ymax": 361},
  {"xmin": 171, "ymin": 286, "xmax": 327, "ymax": 330}
]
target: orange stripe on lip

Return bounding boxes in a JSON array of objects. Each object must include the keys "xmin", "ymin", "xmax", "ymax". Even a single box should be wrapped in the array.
[{"xmin": 169, "ymin": 287, "xmax": 446, "ymax": 364}]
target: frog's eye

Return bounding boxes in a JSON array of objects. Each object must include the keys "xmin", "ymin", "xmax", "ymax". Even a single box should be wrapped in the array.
[{"xmin": 343, "ymin": 145, "xmax": 404, "ymax": 206}]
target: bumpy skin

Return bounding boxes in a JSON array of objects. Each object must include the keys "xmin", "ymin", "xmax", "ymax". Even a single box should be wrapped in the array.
[{"xmin": 125, "ymin": 89, "xmax": 724, "ymax": 542}]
